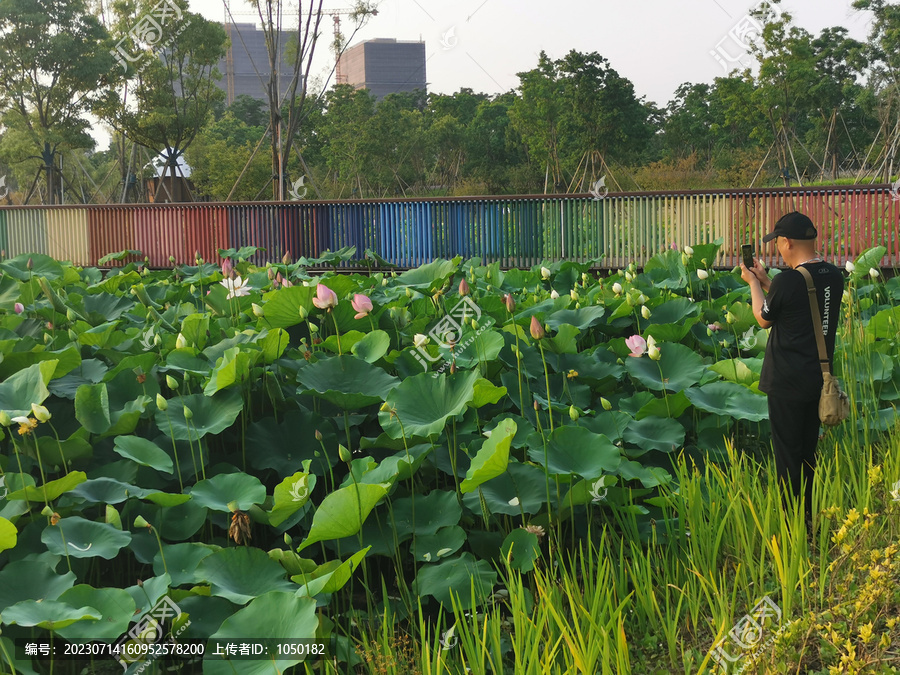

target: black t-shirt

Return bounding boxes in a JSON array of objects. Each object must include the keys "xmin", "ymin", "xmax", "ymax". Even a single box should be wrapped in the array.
[{"xmin": 758, "ymin": 261, "xmax": 843, "ymax": 401}]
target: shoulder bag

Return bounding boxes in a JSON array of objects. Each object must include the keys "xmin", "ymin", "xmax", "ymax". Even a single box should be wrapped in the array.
[{"xmin": 797, "ymin": 266, "xmax": 850, "ymax": 426}]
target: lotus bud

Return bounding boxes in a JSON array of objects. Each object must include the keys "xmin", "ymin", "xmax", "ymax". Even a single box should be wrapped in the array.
[
  {"xmin": 504, "ymin": 294, "xmax": 516, "ymax": 313},
  {"xmin": 845, "ymin": 260, "xmax": 855, "ymax": 273},
  {"xmin": 169, "ymin": 255, "xmax": 176, "ymax": 265},
  {"xmin": 0, "ymin": 411, "xmax": 11, "ymax": 427},
  {"xmin": 308, "ymin": 322, "xmax": 318, "ymax": 333},
  {"xmin": 284, "ymin": 533, "xmax": 292, "ymax": 546},
  {"xmin": 406, "ymin": 288, "xmax": 413, "ymax": 298},
  {"xmin": 268, "ymin": 268, "xmax": 276, "ymax": 280},
  {"xmin": 534, "ymin": 400, "xmax": 540, "ymax": 411},
  {"xmin": 612, "ymin": 282, "xmax": 623, "ymax": 295},
  {"xmin": 41, "ymin": 505, "xmax": 54, "ymax": 517},
  {"xmin": 252, "ymin": 303, "xmax": 264, "ymax": 318},
  {"xmin": 625, "ymin": 293, "xmax": 634, "ymax": 306},
  {"xmin": 338, "ymin": 444, "xmax": 351, "ymax": 462},
  {"xmin": 175, "ymin": 333, "xmax": 187, "ymax": 349},
  {"xmin": 166, "ymin": 375, "xmax": 178, "ymax": 390},
  {"xmin": 529, "ymin": 315, "xmax": 545, "ymax": 340},
  {"xmin": 869, "ymin": 268, "xmax": 880, "ymax": 279},
  {"xmin": 725, "ymin": 311, "xmax": 736, "ymax": 324},
  {"xmin": 44, "ymin": 333, "xmax": 51, "ymax": 344},
  {"xmin": 550, "ymin": 289, "xmax": 559, "ymax": 299},
  {"xmin": 282, "ymin": 251, "xmax": 292, "ymax": 264},
  {"xmin": 569, "ymin": 406, "xmax": 579, "ymax": 422},
  {"xmin": 141, "ymin": 267, "xmax": 148, "ymax": 276},
  {"xmin": 471, "ymin": 318, "xmax": 478, "ymax": 329},
  {"xmin": 134, "ymin": 515, "xmax": 151, "ymax": 529},
  {"xmin": 26, "ymin": 257, "xmax": 33, "ymax": 270},
  {"xmin": 540, "ymin": 266, "xmax": 551, "ymax": 280},
  {"xmin": 221, "ymin": 257, "xmax": 234, "ymax": 278},
  {"xmin": 14, "ymin": 302, "xmax": 24, "ymax": 314},
  {"xmin": 648, "ymin": 344, "xmax": 661, "ymax": 360},
  {"xmin": 382, "ymin": 278, "xmax": 388, "ymax": 286},
  {"xmin": 450, "ymin": 361, "xmax": 457, "ymax": 374},
  {"xmin": 315, "ymin": 429, "xmax": 323, "ymax": 441},
  {"xmin": 380, "ymin": 402, "xmax": 391, "ymax": 413},
  {"xmin": 600, "ymin": 397, "xmax": 612, "ymax": 411},
  {"xmin": 582, "ymin": 273, "xmax": 589, "ymax": 284},
  {"xmin": 486, "ymin": 285, "xmax": 493, "ymax": 293},
  {"xmin": 697, "ymin": 269, "xmax": 709, "ymax": 280},
  {"xmin": 189, "ymin": 284, "xmax": 196, "ymax": 294},
  {"xmin": 66, "ymin": 308, "xmax": 77, "ymax": 322},
  {"xmin": 31, "ymin": 403, "xmax": 51, "ymax": 423},
  {"xmin": 183, "ymin": 405, "xmax": 193, "ymax": 420},
  {"xmin": 570, "ymin": 289, "xmax": 578, "ymax": 301},
  {"xmin": 641, "ymin": 305, "xmax": 651, "ymax": 320},
  {"xmin": 684, "ymin": 245, "xmax": 694, "ymax": 256},
  {"xmin": 575, "ymin": 303, "xmax": 581, "ymax": 309},
  {"xmin": 624, "ymin": 271, "xmax": 634, "ymax": 282},
  {"xmin": 156, "ymin": 394, "xmax": 168, "ymax": 411},
  {"xmin": 299, "ymin": 306, "xmax": 308, "ymax": 321},
  {"xmin": 842, "ymin": 289, "xmax": 851, "ymax": 305},
  {"xmin": 459, "ymin": 278, "xmax": 470, "ymax": 296}
]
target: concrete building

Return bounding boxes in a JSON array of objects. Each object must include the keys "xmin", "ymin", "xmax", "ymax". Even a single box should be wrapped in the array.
[
  {"xmin": 218, "ymin": 22, "xmax": 293, "ymax": 104},
  {"xmin": 338, "ymin": 38, "xmax": 427, "ymax": 100}
]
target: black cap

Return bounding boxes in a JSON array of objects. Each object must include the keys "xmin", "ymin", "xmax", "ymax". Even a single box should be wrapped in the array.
[{"xmin": 762, "ymin": 212, "xmax": 818, "ymax": 242}]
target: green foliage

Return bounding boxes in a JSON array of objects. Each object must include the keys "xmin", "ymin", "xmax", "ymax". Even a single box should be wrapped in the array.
[{"xmin": 0, "ymin": 246, "xmax": 896, "ymax": 673}]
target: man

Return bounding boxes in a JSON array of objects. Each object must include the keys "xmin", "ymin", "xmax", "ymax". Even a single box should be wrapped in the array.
[{"xmin": 740, "ymin": 211, "xmax": 844, "ymax": 527}]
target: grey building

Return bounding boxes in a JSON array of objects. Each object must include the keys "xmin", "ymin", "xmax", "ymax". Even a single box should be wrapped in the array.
[
  {"xmin": 218, "ymin": 22, "xmax": 293, "ymax": 103},
  {"xmin": 339, "ymin": 38, "xmax": 427, "ymax": 100}
]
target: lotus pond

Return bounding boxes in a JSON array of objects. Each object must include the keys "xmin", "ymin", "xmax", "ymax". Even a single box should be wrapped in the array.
[{"xmin": 0, "ymin": 243, "xmax": 897, "ymax": 674}]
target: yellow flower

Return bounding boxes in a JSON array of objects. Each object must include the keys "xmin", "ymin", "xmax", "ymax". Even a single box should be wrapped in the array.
[
  {"xmin": 868, "ymin": 465, "xmax": 883, "ymax": 485},
  {"xmin": 858, "ymin": 623, "xmax": 874, "ymax": 644},
  {"xmin": 566, "ymin": 369, "xmax": 578, "ymax": 379},
  {"xmin": 887, "ymin": 617, "xmax": 897, "ymax": 629},
  {"xmin": 12, "ymin": 416, "xmax": 38, "ymax": 436}
]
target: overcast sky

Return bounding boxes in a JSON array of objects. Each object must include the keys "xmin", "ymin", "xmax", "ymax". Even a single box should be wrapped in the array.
[
  {"xmin": 95, "ymin": 0, "xmax": 873, "ymax": 150},
  {"xmin": 195, "ymin": 0, "xmax": 872, "ymax": 99}
]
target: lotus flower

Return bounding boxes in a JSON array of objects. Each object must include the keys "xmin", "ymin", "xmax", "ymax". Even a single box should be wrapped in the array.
[
  {"xmin": 684, "ymin": 245, "xmax": 694, "ymax": 256},
  {"xmin": 550, "ymin": 289, "xmax": 559, "ymax": 299},
  {"xmin": 504, "ymin": 294, "xmax": 516, "ymax": 313},
  {"xmin": 413, "ymin": 333, "xmax": 429, "ymax": 348},
  {"xmin": 529, "ymin": 315, "xmax": 545, "ymax": 340},
  {"xmin": 697, "ymin": 269, "xmax": 709, "ymax": 280},
  {"xmin": 845, "ymin": 260, "xmax": 855, "ymax": 273},
  {"xmin": 641, "ymin": 305, "xmax": 651, "ymax": 320},
  {"xmin": 707, "ymin": 322, "xmax": 723, "ymax": 333},
  {"xmin": 312, "ymin": 283, "xmax": 338, "ymax": 310},
  {"xmin": 612, "ymin": 282, "xmax": 623, "ymax": 294},
  {"xmin": 221, "ymin": 275, "xmax": 252, "ymax": 300},
  {"xmin": 647, "ymin": 335, "xmax": 661, "ymax": 360},
  {"xmin": 14, "ymin": 302, "xmax": 24, "ymax": 314},
  {"xmin": 625, "ymin": 335, "xmax": 647, "ymax": 357},
  {"xmin": 352, "ymin": 294, "xmax": 373, "ymax": 319},
  {"xmin": 870, "ymin": 268, "xmax": 880, "ymax": 279},
  {"xmin": 459, "ymin": 278, "xmax": 470, "ymax": 296},
  {"xmin": 221, "ymin": 257, "xmax": 234, "ymax": 278},
  {"xmin": 540, "ymin": 266, "xmax": 551, "ymax": 280}
]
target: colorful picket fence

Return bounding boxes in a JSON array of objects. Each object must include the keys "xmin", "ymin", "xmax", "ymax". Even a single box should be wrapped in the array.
[{"xmin": 0, "ymin": 185, "xmax": 897, "ymax": 269}]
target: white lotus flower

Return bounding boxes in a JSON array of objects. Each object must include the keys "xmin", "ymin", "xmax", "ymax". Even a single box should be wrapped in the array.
[
  {"xmin": 221, "ymin": 275, "xmax": 252, "ymax": 300},
  {"xmin": 845, "ymin": 260, "xmax": 855, "ymax": 273},
  {"xmin": 550, "ymin": 289, "xmax": 559, "ymax": 299},
  {"xmin": 869, "ymin": 268, "xmax": 880, "ymax": 279},
  {"xmin": 697, "ymin": 269, "xmax": 709, "ymax": 280},
  {"xmin": 508, "ymin": 497, "xmax": 520, "ymax": 506},
  {"xmin": 540, "ymin": 266, "xmax": 551, "ymax": 280},
  {"xmin": 684, "ymin": 245, "xmax": 694, "ymax": 256},
  {"xmin": 612, "ymin": 282, "xmax": 623, "ymax": 294},
  {"xmin": 413, "ymin": 333, "xmax": 429, "ymax": 349},
  {"xmin": 641, "ymin": 305, "xmax": 651, "ymax": 320},
  {"xmin": 175, "ymin": 333, "xmax": 187, "ymax": 349}
]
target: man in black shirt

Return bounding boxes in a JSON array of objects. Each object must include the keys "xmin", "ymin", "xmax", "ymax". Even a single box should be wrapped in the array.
[{"xmin": 740, "ymin": 212, "xmax": 843, "ymax": 527}]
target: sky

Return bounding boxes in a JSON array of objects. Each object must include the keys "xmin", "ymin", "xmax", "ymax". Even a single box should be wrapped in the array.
[{"xmin": 191, "ymin": 0, "xmax": 873, "ymax": 103}]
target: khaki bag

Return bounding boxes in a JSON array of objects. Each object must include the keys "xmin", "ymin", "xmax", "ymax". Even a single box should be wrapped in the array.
[{"xmin": 797, "ymin": 267, "xmax": 850, "ymax": 426}]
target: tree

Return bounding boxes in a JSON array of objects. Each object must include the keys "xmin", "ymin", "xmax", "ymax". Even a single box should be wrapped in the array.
[
  {"xmin": 96, "ymin": 0, "xmax": 227, "ymax": 201},
  {"xmin": 0, "ymin": 0, "xmax": 114, "ymax": 203}
]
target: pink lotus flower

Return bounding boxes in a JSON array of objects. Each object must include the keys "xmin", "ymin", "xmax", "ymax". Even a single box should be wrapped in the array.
[
  {"xmin": 459, "ymin": 278, "xmax": 470, "ymax": 296},
  {"xmin": 707, "ymin": 322, "xmax": 723, "ymax": 332},
  {"xmin": 14, "ymin": 302, "xmax": 24, "ymax": 314},
  {"xmin": 221, "ymin": 257, "xmax": 234, "ymax": 279},
  {"xmin": 312, "ymin": 283, "xmax": 338, "ymax": 310},
  {"xmin": 351, "ymin": 294, "xmax": 373, "ymax": 319},
  {"xmin": 529, "ymin": 315, "xmax": 545, "ymax": 340},
  {"xmin": 625, "ymin": 335, "xmax": 647, "ymax": 357}
]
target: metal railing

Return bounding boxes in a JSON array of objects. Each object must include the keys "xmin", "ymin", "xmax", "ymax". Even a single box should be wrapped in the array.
[{"xmin": 0, "ymin": 185, "xmax": 897, "ymax": 269}]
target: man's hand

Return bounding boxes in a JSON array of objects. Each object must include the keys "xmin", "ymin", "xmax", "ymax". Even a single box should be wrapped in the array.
[{"xmin": 741, "ymin": 261, "xmax": 772, "ymax": 328}]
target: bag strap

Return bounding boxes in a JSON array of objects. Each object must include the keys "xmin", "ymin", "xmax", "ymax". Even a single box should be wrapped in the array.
[{"xmin": 797, "ymin": 266, "xmax": 831, "ymax": 376}]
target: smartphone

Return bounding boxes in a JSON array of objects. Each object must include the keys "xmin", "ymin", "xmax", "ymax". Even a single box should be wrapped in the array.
[{"xmin": 742, "ymin": 244, "xmax": 754, "ymax": 269}]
